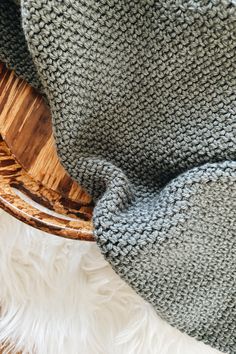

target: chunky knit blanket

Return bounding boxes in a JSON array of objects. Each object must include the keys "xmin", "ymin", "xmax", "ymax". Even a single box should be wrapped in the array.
[{"xmin": 0, "ymin": 1, "xmax": 236, "ymax": 353}]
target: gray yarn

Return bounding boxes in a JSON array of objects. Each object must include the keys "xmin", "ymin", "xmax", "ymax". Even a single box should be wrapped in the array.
[
  {"xmin": 0, "ymin": 1, "xmax": 236, "ymax": 353},
  {"xmin": 0, "ymin": 1, "xmax": 42, "ymax": 91}
]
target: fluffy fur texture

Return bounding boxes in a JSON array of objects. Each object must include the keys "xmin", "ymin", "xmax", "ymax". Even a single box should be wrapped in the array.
[{"xmin": 0, "ymin": 210, "xmax": 223, "ymax": 354}]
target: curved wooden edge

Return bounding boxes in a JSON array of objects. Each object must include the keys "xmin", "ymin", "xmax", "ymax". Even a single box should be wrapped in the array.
[
  {"xmin": 0, "ymin": 136, "xmax": 95, "ymax": 241},
  {"xmin": 0, "ymin": 188, "xmax": 94, "ymax": 241}
]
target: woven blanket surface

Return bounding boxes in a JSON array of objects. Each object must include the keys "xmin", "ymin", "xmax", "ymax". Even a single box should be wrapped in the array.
[{"xmin": 0, "ymin": 1, "xmax": 235, "ymax": 353}]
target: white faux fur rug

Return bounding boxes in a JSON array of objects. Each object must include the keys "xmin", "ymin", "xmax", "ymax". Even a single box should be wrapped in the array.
[{"xmin": 0, "ymin": 209, "xmax": 224, "ymax": 354}]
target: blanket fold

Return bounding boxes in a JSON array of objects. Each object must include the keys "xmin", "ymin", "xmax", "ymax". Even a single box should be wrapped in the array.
[{"xmin": 0, "ymin": 1, "xmax": 235, "ymax": 353}]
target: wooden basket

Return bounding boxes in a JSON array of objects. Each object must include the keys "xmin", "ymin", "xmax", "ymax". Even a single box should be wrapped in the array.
[{"xmin": 0, "ymin": 63, "xmax": 94, "ymax": 241}]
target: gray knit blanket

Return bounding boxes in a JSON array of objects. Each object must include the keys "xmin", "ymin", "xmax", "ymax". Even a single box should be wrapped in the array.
[{"xmin": 1, "ymin": 1, "xmax": 236, "ymax": 353}]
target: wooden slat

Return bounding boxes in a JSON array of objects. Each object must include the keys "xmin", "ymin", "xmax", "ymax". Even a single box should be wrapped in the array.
[{"xmin": 0, "ymin": 136, "xmax": 94, "ymax": 240}]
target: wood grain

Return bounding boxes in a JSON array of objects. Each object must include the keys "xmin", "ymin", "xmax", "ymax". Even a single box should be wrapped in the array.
[
  {"xmin": 0, "ymin": 63, "xmax": 91, "ymax": 203},
  {"xmin": 0, "ymin": 63, "xmax": 95, "ymax": 240}
]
